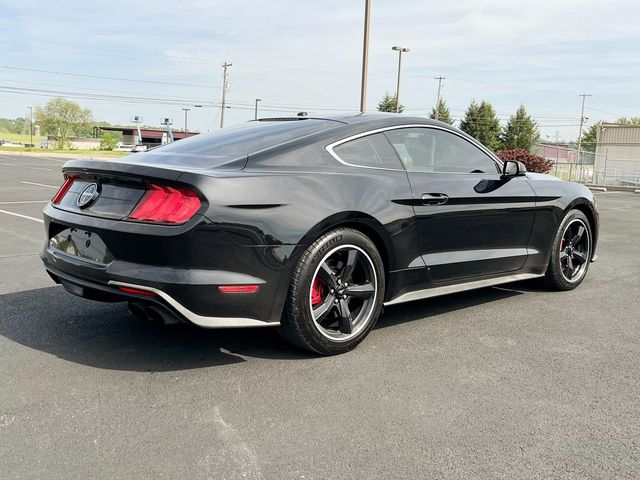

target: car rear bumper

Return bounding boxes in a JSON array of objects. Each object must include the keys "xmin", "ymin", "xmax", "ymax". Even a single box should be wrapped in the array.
[
  {"xmin": 41, "ymin": 204, "xmax": 292, "ymax": 328},
  {"xmin": 42, "ymin": 256, "xmax": 280, "ymax": 328}
]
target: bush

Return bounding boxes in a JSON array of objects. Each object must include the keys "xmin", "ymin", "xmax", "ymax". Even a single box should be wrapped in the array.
[
  {"xmin": 496, "ymin": 149, "xmax": 553, "ymax": 174},
  {"xmin": 99, "ymin": 132, "xmax": 120, "ymax": 151}
]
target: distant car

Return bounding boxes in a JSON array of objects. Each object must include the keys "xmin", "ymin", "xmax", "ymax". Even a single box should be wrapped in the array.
[
  {"xmin": 113, "ymin": 143, "xmax": 136, "ymax": 152},
  {"xmin": 131, "ymin": 144, "xmax": 148, "ymax": 152},
  {"xmin": 41, "ymin": 114, "xmax": 599, "ymax": 354},
  {"xmin": 0, "ymin": 140, "xmax": 24, "ymax": 147}
]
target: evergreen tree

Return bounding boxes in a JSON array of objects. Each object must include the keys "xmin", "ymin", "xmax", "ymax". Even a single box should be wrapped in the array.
[
  {"xmin": 377, "ymin": 92, "xmax": 404, "ymax": 113},
  {"xmin": 500, "ymin": 105, "xmax": 540, "ymax": 151},
  {"xmin": 579, "ymin": 122, "xmax": 600, "ymax": 152},
  {"xmin": 460, "ymin": 100, "xmax": 501, "ymax": 150},
  {"xmin": 428, "ymin": 98, "xmax": 454, "ymax": 124}
]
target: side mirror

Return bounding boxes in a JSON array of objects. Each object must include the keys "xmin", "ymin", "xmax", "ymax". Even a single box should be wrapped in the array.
[{"xmin": 502, "ymin": 160, "xmax": 527, "ymax": 176}]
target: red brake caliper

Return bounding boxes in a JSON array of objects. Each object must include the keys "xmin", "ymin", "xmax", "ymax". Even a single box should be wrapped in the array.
[{"xmin": 311, "ymin": 277, "xmax": 326, "ymax": 306}]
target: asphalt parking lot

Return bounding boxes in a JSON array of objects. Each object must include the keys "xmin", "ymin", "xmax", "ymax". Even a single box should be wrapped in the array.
[{"xmin": 0, "ymin": 152, "xmax": 639, "ymax": 479}]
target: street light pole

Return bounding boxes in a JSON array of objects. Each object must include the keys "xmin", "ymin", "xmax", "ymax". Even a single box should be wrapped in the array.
[
  {"xmin": 254, "ymin": 98, "xmax": 262, "ymax": 120},
  {"xmin": 182, "ymin": 108, "xmax": 191, "ymax": 132},
  {"xmin": 359, "ymin": 0, "xmax": 371, "ymax": 113},
  {"xmin": 28, "ymin": 106, "xmax": 33, "ymax": 146},
  {"xmin": 392, "ymin": 46, "xmax": 410, "ymax": 113}
]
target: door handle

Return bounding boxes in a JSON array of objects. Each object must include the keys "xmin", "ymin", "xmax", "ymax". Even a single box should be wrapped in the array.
[{"xmin": 421, "ymin": 193, "xmax": 449, "ymax": 205}]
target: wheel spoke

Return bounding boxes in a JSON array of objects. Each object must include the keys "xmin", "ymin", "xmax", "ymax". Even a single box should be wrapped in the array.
[
  {"xmin": 341, "ymin": 249, "xmax": 360, "ymax": 281},
  {"xmin": 565, "ymin": 256, "xmax": 575, "ymax": 278},
  {"xmin": 337, "ymin": 298, "xmax": 352, "ymax": 334},
  {"xmin": 346, "ymin": 282, "xmax": 375, "ymax": 299},
  {"xmin": 572, "ymin": 250, "xmax": 587, "ymax": 265},
  {"xmin": 312, "ymin": 294, "xmax": 336, "ymax": 323},
  {"xmin": 559, "ymin": 251, "xmax": 569, "ymax": 260},
  {"xmin": 571, "ymin": 226, "xmax": 585, "ymax": 245},
  {"xmin": 317, "ymin": 261, "xmax": 337, "ymax": 288}
]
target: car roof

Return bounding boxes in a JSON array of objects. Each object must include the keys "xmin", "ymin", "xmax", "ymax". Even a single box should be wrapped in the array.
[{"xmin": 258, "ymin": 112, "xmax": 445, "ymax": 128}]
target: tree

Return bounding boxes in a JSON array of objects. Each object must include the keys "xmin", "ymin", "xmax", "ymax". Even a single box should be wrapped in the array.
[
  {"xmin": 496, "ymin": 149, "xmax": 553, "ymax": 174},
  {"xmin": 616, "ymin": 116, "xmax": 640, "ymax": 125},
  {"xmin": 34, "ymin": 98, "xmax": 92, "ymax": 149},
  {"xmin": 500, "ymin": 105, "xmax": 540, "ymax": 151},
  {"xmin": 429, "ymin": 98, "xmax": 454, "ymax": 124},
  {"xmin": 579, "ymin": 122, "xmax": 601, "ymax": 153},
  {"xmin": 377, "ymin": 92, "xmax": 404, "ymax": 113},
  {"xmin": 460, "ymin": 100, "xmax": 501, "ymax": 150}
]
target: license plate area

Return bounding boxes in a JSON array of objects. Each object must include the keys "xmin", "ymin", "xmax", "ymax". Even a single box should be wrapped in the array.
[{"xmin": 49, "ymin": 227, "xmax": 114, "ymax": 265}]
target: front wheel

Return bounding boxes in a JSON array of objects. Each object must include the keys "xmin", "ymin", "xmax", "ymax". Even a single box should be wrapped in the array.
[
  {"xmin": 280, "ymin": 228, "xmax": 385, "ymax": 355},
  {"xmin": 545, "ymin": 209, "xmax": 592, "ymax": 290}
]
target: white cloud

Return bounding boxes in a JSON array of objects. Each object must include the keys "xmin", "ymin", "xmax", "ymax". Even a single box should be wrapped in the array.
[{"xmin": 0, "ymin": 0, "xmax": 639, "ymax": 139}]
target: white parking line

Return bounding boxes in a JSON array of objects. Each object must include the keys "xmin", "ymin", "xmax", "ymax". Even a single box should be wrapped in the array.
[
  {"xmin": 0, "ymin": 163, "xmax": 54, "ymax": 172},
  {"xmin": 0, "ymin": 209, "xmax": 44, "ymax": 224},
  {"xmin": 0, "ymin": 200, "xmax": 49, "ymax": 204},
  {"xmin": 21, "ymin": 181, "xmax": 58, "ymax": 189}
]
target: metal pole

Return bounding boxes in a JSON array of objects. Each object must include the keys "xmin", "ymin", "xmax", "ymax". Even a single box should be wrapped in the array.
[
  {"xmin": 395, "ymin": 50, "xmax": 402, "ymax": 113},
  {"xmin": 220, "ymin": 62, "xmax": 232, "ymax": 128},
  {"xmin": 359, "ymin": 0, "xmax": 371, "ymax": 113},
  {"xmin": 392, "ymin": 46, "xmax": 409, "ymax": 114},
  {"xmin": 254, "ymin": 98, "xmax": 262, "ymax": 120},
  {"xmin": 182, "ymin": 108, "xmax": 190, "ymax": 132},
  {"xmin": 576, "ymin": 93, "xmax": 592, "ymax": 183},
  {"xmin": 603, "ymin": 149, "xmax": 608, "ymax": 186},
  {"xmin": 434, "ymin": 76, "xmax": 445, "ymax": 120},
  {"xmin": 28, "ymin": 106, "xmax": 33, "ymax": 146}
]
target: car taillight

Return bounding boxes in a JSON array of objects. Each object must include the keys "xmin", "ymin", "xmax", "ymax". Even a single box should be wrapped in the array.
[
  {"xmin": 128, "ymin": 184, "xmax": 201, "ymax": 224},
  {"xmin": 51, "ymin": 175, "xmax": 76, "ymax": 205}
]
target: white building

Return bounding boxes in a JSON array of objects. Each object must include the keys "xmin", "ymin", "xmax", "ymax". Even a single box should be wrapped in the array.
[{"xmin": 593, "ymin": 123, "xmax": 640, "ymax": 186}]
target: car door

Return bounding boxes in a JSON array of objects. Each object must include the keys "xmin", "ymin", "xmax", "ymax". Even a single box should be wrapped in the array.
[{"xmin": 384, "ymin": 126, "xmax": 537, "ymax": 284}]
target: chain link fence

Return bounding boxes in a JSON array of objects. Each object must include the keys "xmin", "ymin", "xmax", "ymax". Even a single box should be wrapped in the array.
[{"xmin": 533, "ymin": 143, "xmax": 640, "ymax": 188}]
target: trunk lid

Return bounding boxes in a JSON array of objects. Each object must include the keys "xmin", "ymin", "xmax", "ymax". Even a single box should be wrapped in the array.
[{"xmin": 52, "ymin": 157, "xmax": 224, "ymax": 220}]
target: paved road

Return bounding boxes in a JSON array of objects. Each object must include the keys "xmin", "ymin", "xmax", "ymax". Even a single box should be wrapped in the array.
[{"xmin": 1, "ymin": 153, "xmax": 638, "ymax": 479}]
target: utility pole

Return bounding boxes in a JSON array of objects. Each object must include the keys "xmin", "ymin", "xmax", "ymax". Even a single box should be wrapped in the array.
[
  {"xmin": 220, "ymin": 61, "xmax": 232, "ymax": 128},
  {"xmin": 434, "ymin": 76, "xmax": 445, "ymax": 120},
  {"xmin": 28, "ymin": 106, "xmax": 33, "ymax": 146},
  {"xmin": 254, "ymin": 98, "xmax": 262, "ymax": 120},
  {"xmin": 577, "ymin": 93, "xmax": 592, "ymax": 182},
  {"xmin": 182, "ymin": 108, "xmax": 190, "ymax": 132},
  {"xmin": 359, "ymin": 0, "xmax": 371, "ymax": 113},
  {"xmin": 392, "ymin": 46, "xmax": 410, "ymax": 113}
]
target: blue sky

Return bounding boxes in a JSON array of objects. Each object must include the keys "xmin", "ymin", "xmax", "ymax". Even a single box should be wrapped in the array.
[{"xmin": 1, "ymin": 0, "xmax": 639, "ymax": 141}]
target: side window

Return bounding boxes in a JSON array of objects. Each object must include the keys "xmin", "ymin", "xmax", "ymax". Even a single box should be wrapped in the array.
[
  {"xmin": 332, "ymin": 133, "xmax": 403, "ymax": 169},
  {"xmin": 384, "ymin": 128, "xmax": 499, "ymax": 174}
]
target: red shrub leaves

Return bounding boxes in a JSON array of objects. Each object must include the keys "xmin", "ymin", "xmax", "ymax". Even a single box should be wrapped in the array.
[{"xmin": 496, "ymin": 149, "xmax": 554, "ymax": 174}]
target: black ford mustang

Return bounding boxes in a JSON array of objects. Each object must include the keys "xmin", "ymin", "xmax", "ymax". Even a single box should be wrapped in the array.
[{"xmin": 41, "ymin": 113, "xmax": 598, "ymax": 354}]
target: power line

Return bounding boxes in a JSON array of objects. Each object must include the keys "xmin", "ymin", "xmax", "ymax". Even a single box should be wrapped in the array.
[{"xmin": 0, "ymin": 65, "xmax": 217, "ymax": 89}]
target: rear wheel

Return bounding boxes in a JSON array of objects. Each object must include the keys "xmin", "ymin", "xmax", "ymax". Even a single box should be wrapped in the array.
[
  {"xmin": 280, "ymin": 228, "xmax": 385, "ymax": 355},
  {"xmin": 545, "ymin": 209, "xmax": 592, "ymax": 290}
]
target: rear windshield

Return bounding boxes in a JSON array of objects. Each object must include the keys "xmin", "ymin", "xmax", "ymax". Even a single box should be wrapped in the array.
[{"xmin": 148, "ymin": 119, "xmax": 340, "ymax": 156}]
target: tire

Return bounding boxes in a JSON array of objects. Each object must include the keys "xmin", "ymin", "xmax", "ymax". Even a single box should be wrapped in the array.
[
  {"xmin": 544, "ymin": 209, "xmax": 592, "ymax": 291},
  {"xmin": 279, "ymin": 228, "xmax": 385, "ymax": 355}
]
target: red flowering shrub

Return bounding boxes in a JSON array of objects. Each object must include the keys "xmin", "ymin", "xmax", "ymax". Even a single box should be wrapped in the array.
[{"xmin": 496, "ymin": 149, "xmax": 553, "ymax": 174}]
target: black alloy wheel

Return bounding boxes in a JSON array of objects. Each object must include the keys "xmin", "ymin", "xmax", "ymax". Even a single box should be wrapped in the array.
[
  {"xmin": 280, "ymin": 228, "xmax": 385, "ymax": 355},
  {"xmin": 545, "ymin": 209, "xmax": 592, "ymax": 290}
]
